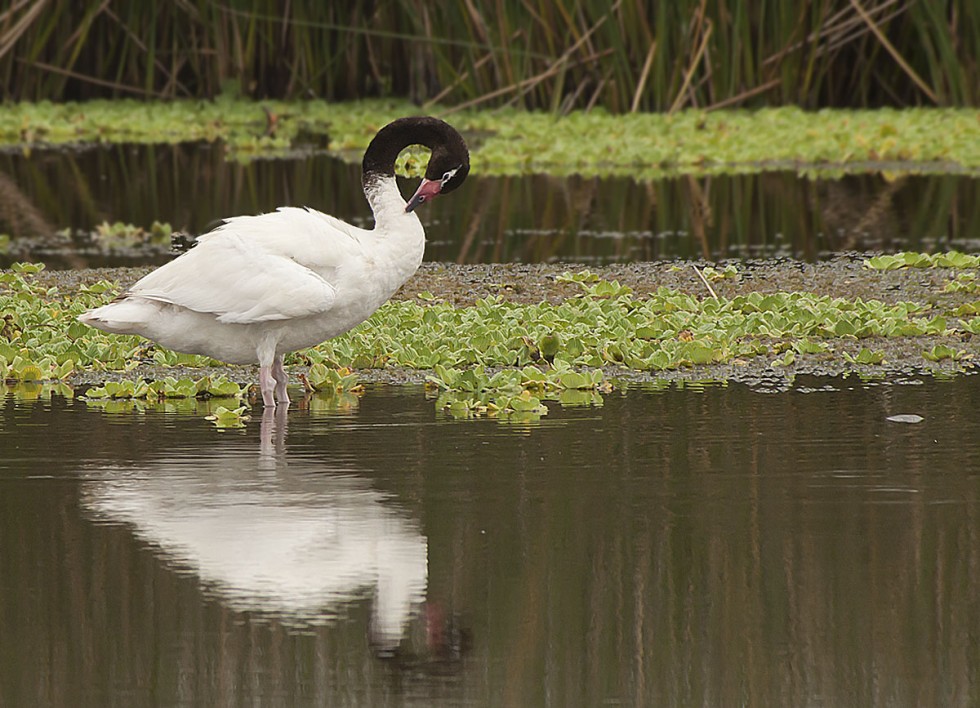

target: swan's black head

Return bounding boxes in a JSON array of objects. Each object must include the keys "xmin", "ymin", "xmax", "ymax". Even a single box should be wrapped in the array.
[
  {"xmin": 405, "ymin": 151, "xmax": 470, "ymax": 213},
  {"xmin": 361, "ymin": 116, "xmax": 470, "ymax": 212}
]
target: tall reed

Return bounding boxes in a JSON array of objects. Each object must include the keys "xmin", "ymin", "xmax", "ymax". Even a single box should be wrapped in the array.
[{"xmin": 0, "ymin": 1, "xmax": 975, "ymax": 110}]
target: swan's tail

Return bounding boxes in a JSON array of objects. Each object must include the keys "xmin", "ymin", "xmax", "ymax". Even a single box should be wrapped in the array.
[{"xmin": 77, "ymin": 297, "xmax": 159, "ymax": 335}]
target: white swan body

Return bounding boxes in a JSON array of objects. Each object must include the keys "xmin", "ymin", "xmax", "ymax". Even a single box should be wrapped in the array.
[
  {"xmin": 82, "ymin": 185, "xmax": 421, "ymax": 364},
  {"xmin": 79, "ymin": 117, "xmax": 470, "ymax": 405}
]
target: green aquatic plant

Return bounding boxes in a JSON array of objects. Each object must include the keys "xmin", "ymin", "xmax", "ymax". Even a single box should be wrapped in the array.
[
  {"xmin": 943, "ymin": 273, "xmax": 979, "ymax": 294},
  {"xmin": 864, "ymin": 251, "xmax": 980, "ymax": 271},
  {"xmin": 4, "ymin": 263, "xmax": 980, "ymax": 409},
  {"xmin": 1, "ymin": 353, "xmax": 74, "ymax": 383},
  {"xmin": 5, "ymin": 381, "xmax": 74, "ymax": 402},
  {"xmin": 1, "ymin": 100, "xmax": 980, "ymax": 175},
  {"xmin": 426, "ymin": 361, "xmax": 608, "ymax": 419},
  {"xmin": 701, "ymin": 265, "xmax": 740, "ymax": 282},
  {"xmin": 324, "ymin": 287, "xmax": 959, "ymax": 376},
  {"xmin": 792, "ymin": 339, "xmax": 830, "ymax": 355},
  {"xmin": 922, "ymin": 344, "xmax": 967, "ymax": 362},
  {"xmin": 94, "ymin": 220, "xmax": 173, "ymax": 249},
  {"xmin": 300, "ymin": 364, "xmax": 363, "ymax": 394},
  {"xmin": 83, "ymin": 375, "xmax": 248, "ymax": 401},
  {"xmin": 306, "ymin": 391, "xmax": 362, "ymax": 415},
  {"xmin": 770, "ymin": 350, "xmax": 796, "ymax": 367},
  {"xmin": 843, "ymin": 348, "xmax": 887, "ymax": 365},
  {"xmin": 556, "ymin": 270, "xmax": 601, "ymax": 285},
  {"xmin": 205, "ymin": 406, "xmax": 250, "ymax": 429}
]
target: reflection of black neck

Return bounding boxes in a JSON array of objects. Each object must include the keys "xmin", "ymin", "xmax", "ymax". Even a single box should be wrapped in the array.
[{"xmin": 361, "ymin": 117, "xmax": 467, "ymax": 186}]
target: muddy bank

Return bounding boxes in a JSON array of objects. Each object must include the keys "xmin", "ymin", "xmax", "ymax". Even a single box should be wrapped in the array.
[
  {"xmin": 33, "ymin": 253, "xmax": 980, "ymax": 390},
  {"xmin": 37, "ymin": 253, "xmax": 966, "ymax": 307}
]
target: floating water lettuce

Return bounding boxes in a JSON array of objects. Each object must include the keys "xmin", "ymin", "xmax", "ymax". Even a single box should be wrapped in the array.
[
  {"xmin": 300, "ymin": 363, "xmax": 363, "ymax": 394},
  {"xmin": 83, "ymin": 375, "xmax": 248, "ymax": 401},
  {"xmin": 922, "ymin": 344, "xmax": 967, "ymax": 362},
  {"xmin": 865, "ymin": 251, "xmax": 980, "ymax": 270},
  {"xmin": 205, "ymin": 405, "xmax": 250, "ymax": 429},
  {"xmin": 2, "ymin": 99, "xmax": 979, "ymax": 175},
  {"xmin": 426, "ymin": 361, "xmax": 609, "ymax": 419},
  {"xmin": 3, "ymin": 261, "xmax": 979, "ymax": 413},
  {"xmin": 944, "ymin": 273, "xmax": 979, "ymax": 293},
  {"xmin": 843, "ymin": 348, "xmax": 886, "ymax": 365}
]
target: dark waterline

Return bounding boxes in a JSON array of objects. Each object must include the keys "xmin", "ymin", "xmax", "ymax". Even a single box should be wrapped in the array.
[
  {"xmin": 1, "ymin": 377, "xmax": 979, "ymax": 706},
  {"xmin": 2, "ymin": 143, "xmax": 979, "ymax": 268}
]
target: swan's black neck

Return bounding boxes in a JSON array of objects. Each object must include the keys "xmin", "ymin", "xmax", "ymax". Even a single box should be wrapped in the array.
[{"xmin": 362, "ymin": 116, "xmax": 469, "ymax": 190}]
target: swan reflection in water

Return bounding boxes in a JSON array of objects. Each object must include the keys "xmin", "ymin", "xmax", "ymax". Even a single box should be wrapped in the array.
[{"xmin": 80, "ymin": 407, "xmax": 428, "ymax": 653}]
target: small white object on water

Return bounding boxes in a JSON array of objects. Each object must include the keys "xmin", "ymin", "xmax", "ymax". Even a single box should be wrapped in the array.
[{"xmin": 886, "ymin": 414, "xmax": 924, "ymax": 424}]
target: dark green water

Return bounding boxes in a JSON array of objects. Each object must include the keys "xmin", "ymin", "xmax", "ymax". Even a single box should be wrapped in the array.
[
  {"xmin": 2, "ymin": 376, "xmax": 978, "ymax": 706},
  {"xmin": 2, "ymin": 144, "xmax": 978, "ymax": 267}
]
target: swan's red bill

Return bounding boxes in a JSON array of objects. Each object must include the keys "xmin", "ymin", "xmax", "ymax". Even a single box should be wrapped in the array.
[{"xmin": 405, "ymin": 178, "xmax": 442, "ymax": 213}]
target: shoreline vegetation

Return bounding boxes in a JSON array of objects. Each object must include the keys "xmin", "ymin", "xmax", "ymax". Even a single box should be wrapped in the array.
[
  {"xmin": 1, "ymin": 99, "xmax": 978, "ymax": 177},
  {"xmin": 1, "ymin": 2, "xmax": 975, "ymax": 111},
  {"xmin": 3, "ymin": 254, "xmax": 978, "ymax": 420}
]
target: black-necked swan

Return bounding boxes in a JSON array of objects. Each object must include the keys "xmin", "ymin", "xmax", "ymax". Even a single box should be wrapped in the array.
[{"xmin": 79, "ymin": 116, "xmax": 469, "ymax": 407}]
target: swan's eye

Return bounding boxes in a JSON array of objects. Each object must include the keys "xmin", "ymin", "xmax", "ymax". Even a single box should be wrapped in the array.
[{"xmin": 440, "ymin": 167, "xmax": 460, "ymax": 186}]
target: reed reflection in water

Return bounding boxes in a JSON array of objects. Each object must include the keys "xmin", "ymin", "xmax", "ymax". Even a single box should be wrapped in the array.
[{"xmin": 1, "ymin": 143, "xmax": 978, "ymax": 266}]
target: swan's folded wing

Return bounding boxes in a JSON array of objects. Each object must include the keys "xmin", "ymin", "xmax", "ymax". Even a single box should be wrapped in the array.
[{"xmin": 127, "ymin": 235, "xmax": 337, "ymax": 324}]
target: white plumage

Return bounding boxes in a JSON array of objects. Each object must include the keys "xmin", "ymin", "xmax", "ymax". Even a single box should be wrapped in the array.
[{"xmin": 79, "ymin": 117, "xmax": 470, "ymax": 406}]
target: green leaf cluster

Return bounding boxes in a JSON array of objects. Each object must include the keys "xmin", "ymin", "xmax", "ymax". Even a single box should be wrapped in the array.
[
  {"xmin": 843, "ymin": 348, "xmax": 886, "ymax": 365},
  {"xmin": 701, "ymin": 265, "xmax": 740, "ymax": 282},
  {"xmin": 304, "ymin": 363, "xmax": 362, "ymax": 394},
  {"xmin": 307, "ymin": 287, "xmax": 963, "ymax": 376},
  {"xmin": 4, "ymin": 263, "xmax": 979, "ymax": 413},
  {"xmin": 205, "ymin": 405, "xmax": 250, "ymax": 429},
  {"xmin": 865, "ymin": 251, "xmax": 980, "ymax": 271},
  {"xmin": 922, "ymin": 344, "xmax": 967, "ymax": 362},
  {"xmin": 83, "ymin": 374, "xmax": 247, "ymax": 401},
  {"xmin": 426, "ymin": 361, "xmax": 606, "ymax": 419},
  {"xmin": 94, "ymin": 220, "xmax": 172, "ymax": 249},
  {"xmin": 2, "ymin": 100, "xmax": 979, "ymax": 174},
  {"xmin": 943, "ymin": 273, "xmax": 979, "ymax": 294}
]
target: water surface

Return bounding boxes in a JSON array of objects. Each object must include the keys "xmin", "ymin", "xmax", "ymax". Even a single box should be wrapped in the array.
[
  {"xmin": 2, "ymin": 376, "xmax": 978, "ymax": 706},
  {"xmin": 2, "ymin": 144, "xmax": 978, "ymax": 266}
]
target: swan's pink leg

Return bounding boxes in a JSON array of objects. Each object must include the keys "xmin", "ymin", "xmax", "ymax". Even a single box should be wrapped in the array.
[
  {"xmin": 272, "ymin": 354, "xmax": 290, "ymax": 405},
  {"xmin": 259, "ymin": 366, "xmax": 277, "ymax": 407}
]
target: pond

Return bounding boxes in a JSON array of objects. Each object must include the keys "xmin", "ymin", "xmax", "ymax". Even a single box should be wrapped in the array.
[
  {"xmin": 2, "ymin": 144, "xmax": 979, "ymax": 267},
  {"xmin": 2, "ymin": 376, "xmax": 978, "ymax": 706}
]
